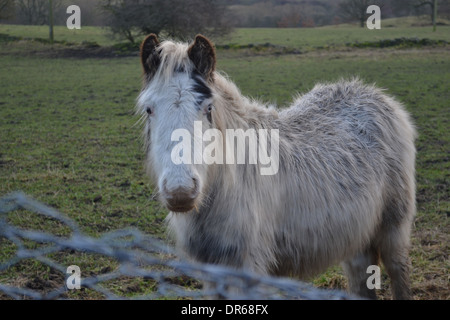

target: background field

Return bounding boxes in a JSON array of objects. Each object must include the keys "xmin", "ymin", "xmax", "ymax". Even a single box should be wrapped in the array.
[
  {"xmin": 2, "ymin": 17, "xmax": 450, "ymax": 48},
  {"xmin": 0, "ymin": 22, "xmax": 448, "ymax": 299}
]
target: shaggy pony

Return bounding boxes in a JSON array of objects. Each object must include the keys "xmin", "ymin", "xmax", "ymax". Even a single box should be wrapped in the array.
[{"xmin": 136, "ymin": 34, "xmax": 416, "ymax": 299}]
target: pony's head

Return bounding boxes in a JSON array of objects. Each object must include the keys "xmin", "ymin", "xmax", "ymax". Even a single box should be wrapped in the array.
[{"xmin": 136, "ymin": 34, "xmax": 217, "ymax": 213}]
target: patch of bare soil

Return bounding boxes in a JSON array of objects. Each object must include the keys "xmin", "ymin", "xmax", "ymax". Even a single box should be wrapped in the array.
[{"xmin": 0, "ymin": 39, "xmax": 139, "ymax": 59}]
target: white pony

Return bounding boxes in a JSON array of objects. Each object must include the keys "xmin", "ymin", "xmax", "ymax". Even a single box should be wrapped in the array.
[{"xmin": 136, "ymin": 34, "xmax": 416, "ymax": 299}]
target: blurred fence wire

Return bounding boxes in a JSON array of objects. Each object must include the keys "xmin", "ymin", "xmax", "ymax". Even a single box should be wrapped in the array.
[{"xmin": 0, "ymin": 192, "xmax": 356, "ymax": 300}]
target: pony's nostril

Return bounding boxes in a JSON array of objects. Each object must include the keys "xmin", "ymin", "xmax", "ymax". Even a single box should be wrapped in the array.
[{"xmin": 192, "ymin": 177, "xmax": 199, "ymax": 194}]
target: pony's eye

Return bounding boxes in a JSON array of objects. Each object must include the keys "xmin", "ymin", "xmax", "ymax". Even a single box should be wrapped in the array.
[
  {"xmin": 205, "ymin": 104, "xmax": 213, "ymax": 123},
  {"xmin": 146, "ymin": 107, "xmax": 153, "ymax": 115}
]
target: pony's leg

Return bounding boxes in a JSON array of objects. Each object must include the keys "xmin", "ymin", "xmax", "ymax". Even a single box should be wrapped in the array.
[
  {"xmin": 341, "ymin": 247, "xmax": 379, "ymax": 299},
  {"xmin": 378, "ymin": 222, "xmax": 413, "ymax": 300}
]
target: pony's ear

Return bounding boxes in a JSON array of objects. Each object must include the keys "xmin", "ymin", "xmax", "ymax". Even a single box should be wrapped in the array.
[
  {"xmin": 188, "ymin": 34, "xmax": 216, "ymax": 81},
  {"xmin": 140, "ymin": 34, "xmax": 160, "ymax": 78}
]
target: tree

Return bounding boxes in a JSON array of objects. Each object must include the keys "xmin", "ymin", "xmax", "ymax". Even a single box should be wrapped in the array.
[
  {"xmin": 390, "ymin": 0, "xmax": 415, "ymax": 16},
  {"xmin": 0, "ymin": 0, "xmax": 14, "ymax": 20},
  {"xmin": 339, "ymin": 0, "xmax": 384, "ymax": 27},
  {"xmin": 15, "ymin": 0, "xmax": 48, "ymax": 24},
  {"xmin": 101, "ymin": 0, "xmax": 232, "ymax": 43},
  {"xmin": 414, "ymin": 0, "xmax": 438, "ymax": 30},
  {"xmin": 15, "ymin": 0, "xmax": 61, "ymax": 25}
]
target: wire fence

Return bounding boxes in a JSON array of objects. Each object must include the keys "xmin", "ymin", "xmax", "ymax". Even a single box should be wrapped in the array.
[{"xmin": 0, "ymin": 192, "xmax": 357, "ymax": 300}]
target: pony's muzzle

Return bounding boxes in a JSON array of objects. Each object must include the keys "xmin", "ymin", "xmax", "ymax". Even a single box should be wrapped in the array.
[{"xmin": 162, "ymin": 178, "xmax": 199, "ymax": 212}]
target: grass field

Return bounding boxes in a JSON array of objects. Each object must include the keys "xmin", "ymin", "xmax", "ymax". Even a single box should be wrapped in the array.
[
  {"xmin": 2, "ymin": 16, "xmax": 450, "ymax": 49},
  {"xmin": 0, "ymin": 25, "xmax": 113, "ymax": 46},
  {"xmin": 0, "ymin": 21, "xmax": 448, "ymax": 299}
]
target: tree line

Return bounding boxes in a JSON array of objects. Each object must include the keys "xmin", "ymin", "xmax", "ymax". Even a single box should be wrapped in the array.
[{"xmin": 0, "ymin": 0, "xmax": 449, "ymax": 42}]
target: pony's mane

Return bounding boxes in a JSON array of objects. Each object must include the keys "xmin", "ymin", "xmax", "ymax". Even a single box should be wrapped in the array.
[{"xmin": 209, "ymin": 72, "xmax": 278, "ymax": 133}]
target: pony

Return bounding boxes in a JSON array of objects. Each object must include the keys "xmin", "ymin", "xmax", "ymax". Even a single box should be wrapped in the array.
[{"xmin": 135, "ymin": 34, "xmax": 416, "ymax": 299}]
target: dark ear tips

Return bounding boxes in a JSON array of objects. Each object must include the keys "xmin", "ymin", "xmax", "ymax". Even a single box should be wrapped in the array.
[
  {"xmin": 188, "ymin": 34, "xmax": 216, "ymax": 81},
  {"xmin": 140, "ymin": 33, "xmax": 160, "ymax": 78},
  {"xmin": 140, "ymin": 34, "xmax": 216, "ymax": 81},
  {"xmin": 193, "ymin": 34, "xmax": 213, "ymax": 49}
]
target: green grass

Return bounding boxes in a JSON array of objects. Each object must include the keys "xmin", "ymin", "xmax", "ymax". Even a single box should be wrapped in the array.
[
  {"xmin": 0, "ymin": 53, "xmax": 166, "ymax": 298},
  {"xmin": 2, "ymin": 17, "xmax": 449, "ymax": 50},
  {"xmin": 0, "ymin": 55, "xmax": 165, "ymax": 235},
  {"xmin": 0, "ymin": 22, "xmax": 448, "ymax": 299},
  {"xmin": 216, "ymin": 16, "xmax": 450, "ymax": 49},
  {"xmin": 219, "ymin": 25, "xmax": 450, "ymax": 49},
  {"xmin": 0, "ymin": 25, "xmax": 113, "ymax": 46}
]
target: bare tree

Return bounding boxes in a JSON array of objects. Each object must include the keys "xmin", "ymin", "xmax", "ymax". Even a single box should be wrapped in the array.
[
  {"xmin": 390, "ymin": 0, "xmax": 415, "ymax": 16},
  {"xmin": 339, "ymin": 0, "xmax": 384, "ymax": 27},
  {"xmin": 15, "ymin": 0, "xmax": 61, "ymax": 25},
  {"xmin": 0, "ymin": 0, "xmax": 14, "ymax": 19},
  {"xmin": 102, "ymin": 0, "xmax": 167, "ymax": 43},
  {"xmin": 101, "ymin": 0, "xmax": 232, "ymax": 43},
  {"xmin": 413, "ymin": 0, "xmax": 439, "ymax": 29},
  {"xmin": 15, "ymin": 0, "xmax": 47, "ymax": 24}
]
